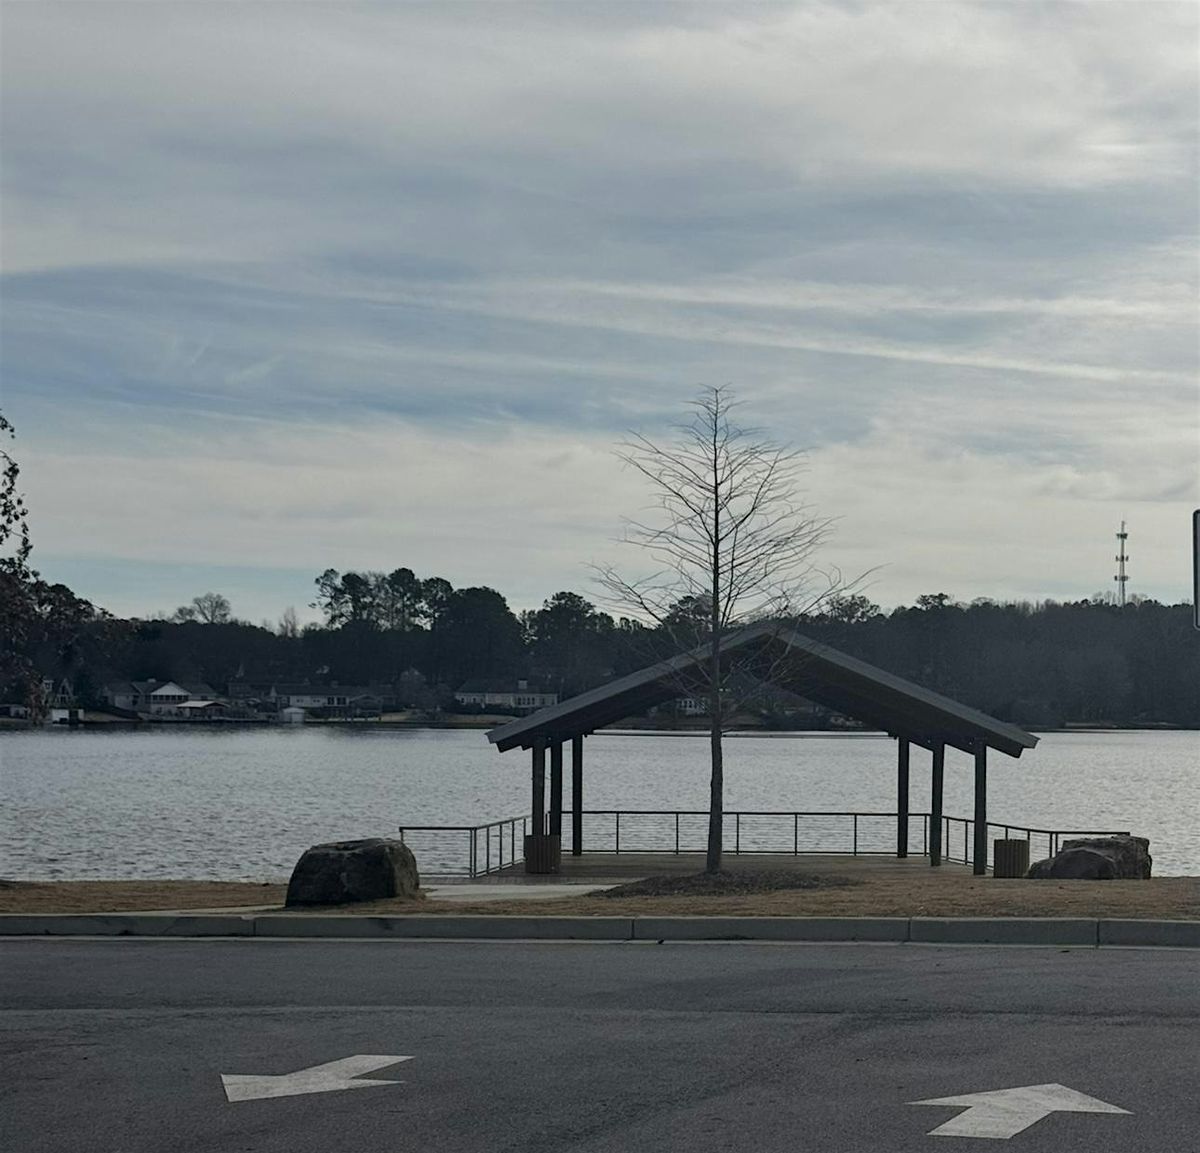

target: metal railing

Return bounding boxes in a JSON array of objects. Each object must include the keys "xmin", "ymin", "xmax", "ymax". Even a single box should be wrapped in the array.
[
  {"xmin": 578, "ymin": 809, "xmax": 927, "ymax": 857},
  {"xmin": 400, "ymin": 809, "xmax": 1130, "ymax": 877},
  {"xmin": 938, "ymin": 817, "xmax": 1130, "ymax": 870},
  {"xmin": 398, "ymin": 815, "xmax": 528, "ymax": 878}
]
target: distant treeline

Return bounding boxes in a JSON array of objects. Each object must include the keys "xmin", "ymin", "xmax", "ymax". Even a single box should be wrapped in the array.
[{"xmin": 7, "ymin": 566, "xmax": 1199, "ymax": 727}]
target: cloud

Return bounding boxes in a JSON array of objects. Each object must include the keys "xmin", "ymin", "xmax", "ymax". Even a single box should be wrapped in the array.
[{"xmin": 1, "ymin": 1, "xmax": 1196, "ymax": 616}]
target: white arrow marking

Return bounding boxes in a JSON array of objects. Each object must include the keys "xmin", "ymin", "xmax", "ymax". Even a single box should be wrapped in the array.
[
  {"xmin": 221, "ymin": 1054, "xmax": 413, "ymax": 1103},
  {"xmin": 911, "ymin": 1082, "xmax": 1130, "ymax": 1139}
]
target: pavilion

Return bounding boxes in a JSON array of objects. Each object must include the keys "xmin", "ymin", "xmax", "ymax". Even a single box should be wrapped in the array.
[{"xmin": 487, "ymin": 621, "xmax": 1038, "ymax": 875}]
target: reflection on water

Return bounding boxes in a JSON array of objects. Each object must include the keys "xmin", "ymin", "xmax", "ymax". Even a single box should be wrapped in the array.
[{"xmin": 0, "ymin": 727, "xmax": 1196, "ymax": 878}]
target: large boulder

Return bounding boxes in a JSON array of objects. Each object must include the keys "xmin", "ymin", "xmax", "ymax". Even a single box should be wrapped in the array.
[
  {"xmin": 285, "ymin": 838, "xmax": 420, "ymax": 907},
  {"xmin": 1060, "ymin": 836, "xmax": 1151, "ymax": 878},
  {"xmin": 1026, "ymin": 835, "xmax": 1151, "ymax": 881}
]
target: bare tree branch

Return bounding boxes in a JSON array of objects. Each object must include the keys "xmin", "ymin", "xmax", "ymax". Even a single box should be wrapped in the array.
[{"xmin": 591, "ymin": 385, "xmax": 851, "ymax": 872}]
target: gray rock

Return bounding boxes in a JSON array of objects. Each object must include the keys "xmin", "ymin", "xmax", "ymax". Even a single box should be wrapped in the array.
[
  {"xmin": 1060, "ymin": 835, "xmax": 1151, "ymax": 879},
  {"xmin": 1026, "ymin": 857, "xmax": 1054, "ymax": 879},
  {"xmin": 1042, "ymin": 848, "xmax": 1117, "ymax": 880},
  {"xmin": 1025, "ymin": 835, "xmax": 1151, "ymax": 881},
  {"xmin": 285, "ymin": 838, "xmax": 420, "ymax": 907}
]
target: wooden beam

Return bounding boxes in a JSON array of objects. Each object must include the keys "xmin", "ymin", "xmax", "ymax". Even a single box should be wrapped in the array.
[
  {"xmin": 571, "ymin": 735, "xmax": 583, "ymax": 856},
  {"xmin": 973, "ymin": 741, "xmax": 988, "ymax": 875},
  {"xmin": 930, "ymin": 742, "xmax": 944, "ymax": 867},
  {"xmin": 549, "ymin": 741, "xmax": 563, "ymax": 836},
  {"xmin": 531, "ymin": 742, "xmax": 546, "ymax": 835},
  {"xmin": 896, "ymin": 738, "xmax": 910, "ymax": 858}
]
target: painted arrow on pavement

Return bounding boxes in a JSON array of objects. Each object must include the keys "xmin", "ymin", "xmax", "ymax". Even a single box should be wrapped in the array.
[
  {"xmin": 221, "ymin": 1054, "xmax": 414, "ymax": 1103},
  {"xmin": 910, "ymin": 1082, "xmax": 1131, "ymax": 1139}
]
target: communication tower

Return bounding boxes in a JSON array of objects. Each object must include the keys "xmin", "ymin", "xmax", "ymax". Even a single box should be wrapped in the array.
[{"xmin": 1113, "ymin": 520, "xmax": 1129, "ymax": 607}]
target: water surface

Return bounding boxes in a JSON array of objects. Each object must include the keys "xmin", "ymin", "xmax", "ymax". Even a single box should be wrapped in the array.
[{"xmin": 1, "ymin": 728, "xmax": 1195, "ymax": 878}]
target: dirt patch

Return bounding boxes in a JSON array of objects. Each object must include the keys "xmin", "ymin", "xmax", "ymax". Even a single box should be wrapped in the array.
[
  {"xmin": 591, "ymin": 869, "xmax": 859, "ymax": 899},
  {"xmin": 0, "ymin": 881, "xmax": 287, "ymax": 914}
]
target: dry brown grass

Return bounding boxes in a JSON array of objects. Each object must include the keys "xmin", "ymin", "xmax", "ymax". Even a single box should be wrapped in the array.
[
  {"xmin": 333, "ymin": 874, "xmax": 1200, "ymax": 919},
  {"xmin": 0, "ymin": 881, "xmax": 286, "ymax": 914},
  {"xmin": 5, "ymin": 874, "xmax": 1197, "ymax": 920}
]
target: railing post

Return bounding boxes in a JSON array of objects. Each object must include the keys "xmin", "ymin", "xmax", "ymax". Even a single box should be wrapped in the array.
[
  {"xmin": 853, "ymin": 813, "xmax": 858, "ymax": 856},
  {"xmin": 736, "ymin": 813, "xmax": 741, "ymax": 855},
  {"xmin": 469, "ymin": 828, "xmax": 477, "ymax": 879},
  {"xmin": 615, "ymin": 811, "xmax": 621, "ymax": 855},
  {"xmin": 794, "ymin": 812, "xmax": 798, "ymax": 855},
  {"xmin": 675, "ymin": 812, "xmax": 679, "ymax": 855}
]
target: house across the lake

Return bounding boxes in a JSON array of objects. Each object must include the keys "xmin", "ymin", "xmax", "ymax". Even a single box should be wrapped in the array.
[
  {"xmin": 454, "ymin": 679, "xmax": 558, "ymax": 714},
  {"xmin": 103, "ymin": 680, "xmax": 218, "ymax": 716},
  {"xmin": 266, "ymin": 684, "xmax": 381, "ymax": 718}
]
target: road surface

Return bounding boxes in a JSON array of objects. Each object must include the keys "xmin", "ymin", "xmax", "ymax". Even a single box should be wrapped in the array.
[{"xmin": 3, "ymin": 938, "xmax": 1197, "ymax": 1152}]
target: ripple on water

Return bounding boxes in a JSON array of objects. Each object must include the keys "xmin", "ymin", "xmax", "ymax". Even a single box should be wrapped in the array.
[{"xmin": 0, "ymin": 727, "xmax": 1196, "ymax": 878}]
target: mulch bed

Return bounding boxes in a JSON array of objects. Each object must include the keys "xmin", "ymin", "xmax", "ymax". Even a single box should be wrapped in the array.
[{"xmin": 589, "ymin": 869, "xmax": 860, "ymax": 899}]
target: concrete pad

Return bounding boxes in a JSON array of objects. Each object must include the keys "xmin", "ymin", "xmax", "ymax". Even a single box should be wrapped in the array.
[
  {"xmin": 630, "ymin": 916, "xmax": 910, "ymax": 942},
  {"xmin": 0, "ymin": 913, "xmax": 254, "ymax": 937},
  {"xmin": 910, "ymin": 917, "xmax": 1097, "ymax": 946},
  {"xmin": 251, "ymin": 915, "xmax": 633, "ymax": 940},
  {"xmin": 1098, "ymin": 919, "xmax": 1200, "ymax": 948}
]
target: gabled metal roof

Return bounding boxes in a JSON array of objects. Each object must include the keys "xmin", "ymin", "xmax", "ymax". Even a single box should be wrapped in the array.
[{"xmin": 487, "ymin": 621, "xmax": 1038, "ymax": 758}]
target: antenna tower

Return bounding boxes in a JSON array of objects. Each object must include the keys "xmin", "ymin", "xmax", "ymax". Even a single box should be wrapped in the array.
[{"xmin": 1113, "ymin": 520, "xmax": 1129, "ymax": 607}]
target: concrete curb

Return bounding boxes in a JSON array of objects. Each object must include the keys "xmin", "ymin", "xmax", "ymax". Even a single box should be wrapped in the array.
[
  {"xmin": 629, "ymin": 916, "xmax": 909, "ymax": 942},
  {"xmin": 2, "ymin": 913, "xmax": 1198, "ymax": 947},
  {"xmin": 253, "ymin": 915, "xmax": 632, "ymax": 940},
  {"xmin": 1098, "ymin": 918, "xmax": 1200, "ymax": 948},
  {"xmin": 0, "ymin": 913, "xmax": 255, "ymax": 937},
  {"xmin": 909, "ymin": 917, "xmax": 1099, "ymax": 946}
]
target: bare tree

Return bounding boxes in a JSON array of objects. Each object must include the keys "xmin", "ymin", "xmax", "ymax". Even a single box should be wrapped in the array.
[
  {"xmin": 596, "ymin": 386, "xmax": 840, "ymax": 872},
  {"xmin": 278, "ymin": 605, "xmax": 301, "ymax": 637}
]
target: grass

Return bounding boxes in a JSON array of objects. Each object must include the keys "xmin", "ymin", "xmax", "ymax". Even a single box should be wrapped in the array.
[{"xmin": 3, "ymin": 874, "xmax": 1199, "ymax": 920}]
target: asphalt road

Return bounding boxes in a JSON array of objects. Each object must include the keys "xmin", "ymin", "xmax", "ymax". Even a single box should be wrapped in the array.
[{"xmin": 2, "ymin": 938, "xmax": 1197, "ymax": 1153}]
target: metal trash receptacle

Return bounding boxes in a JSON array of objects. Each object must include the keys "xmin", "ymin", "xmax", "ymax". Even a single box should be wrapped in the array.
[
  {"xmin": 993, "ymin": 838, "xmax": 1030, "ymax": 878},
  {"xmin": 524, "ymin": 834, "xmax": 562, "ymax": 874}
]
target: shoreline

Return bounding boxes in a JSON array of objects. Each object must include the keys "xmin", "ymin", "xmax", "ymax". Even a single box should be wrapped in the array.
[{"xmin": 3, "ymin": 717, "xmax": 1196, "ymax": 733}]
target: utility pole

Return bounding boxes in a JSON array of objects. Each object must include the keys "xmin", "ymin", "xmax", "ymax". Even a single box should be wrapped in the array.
[{"xmin": 1113, "ymin": 520, "xmax": 1129, "ymax": 607}]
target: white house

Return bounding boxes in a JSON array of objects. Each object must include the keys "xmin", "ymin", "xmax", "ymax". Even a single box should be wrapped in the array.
[
  {"xmin": 103, "ymin": 680, "xmax": 218, "ymax": 715},
  {"xmin": 454, "ymin": 679, "xmax": 558, "ymax": 713},
  {"xmin": 267, "ymin": 685, "xmax": 379, "ymax": 717}
]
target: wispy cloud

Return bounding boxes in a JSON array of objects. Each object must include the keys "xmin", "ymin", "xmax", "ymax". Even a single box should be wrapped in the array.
[{"xmin": 2, "ymin": 1, "xmax": 1196, "ymax": 618}]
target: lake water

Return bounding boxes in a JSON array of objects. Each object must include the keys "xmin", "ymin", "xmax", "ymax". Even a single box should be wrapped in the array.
[{"xmin": 0, "ymin": 728, "xmax": 1196, "ymax": 879}]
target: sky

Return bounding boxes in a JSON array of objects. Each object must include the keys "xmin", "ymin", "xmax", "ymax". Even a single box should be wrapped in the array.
[{"xmin": 2, "ymin": 1, "xmax": 1197, "ymax": 625}]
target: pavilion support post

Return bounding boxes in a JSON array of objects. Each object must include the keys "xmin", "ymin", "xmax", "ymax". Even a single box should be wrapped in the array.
[
  {"xmin": 930, "ymin": 742, "xmax": 945, "ymax": 867},
  {"xmin": 571, "ymin": 735, "xmax": 583, "ymax": 856},
  {"xmin": 973, "ymin": 740, "xmax": 988, "ymax": 875},
  {"xmin": 896, "ymin": 738, "xmax": 910, "ymax": 858},
  {"xmin": 531, "ymin": 741, "xmax": 546, "ymax": 835},
  {"xmin": 549, "ymin": 741, "xmax": 563, "ymax": 837}
]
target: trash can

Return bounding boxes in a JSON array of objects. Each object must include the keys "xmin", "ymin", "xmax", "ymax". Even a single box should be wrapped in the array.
[
  {"xmin": 524, "ymin": 833, "xmax": 562, "ymax": 875},
  {"xmin": 993, "ymin": 838, "xmax": 1030, "ymax": 878}
]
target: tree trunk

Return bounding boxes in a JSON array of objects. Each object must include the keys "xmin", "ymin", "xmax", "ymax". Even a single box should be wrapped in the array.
[
  {"xmin": 706, "ymin": 699, "xmax": 723, "ymax": 873},
  {"xmin": 706, "ymin": 417, "xmax": 723, "ymax": 875}
]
